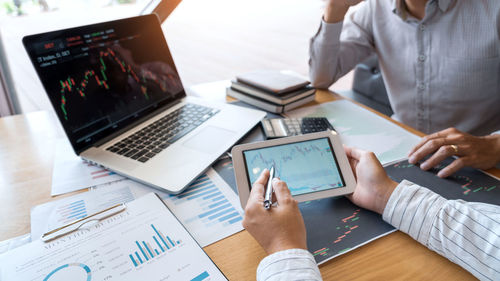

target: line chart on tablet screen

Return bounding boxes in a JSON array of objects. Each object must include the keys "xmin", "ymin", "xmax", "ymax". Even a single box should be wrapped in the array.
[{"xmin": 243, "ymin": 138, "xmax": 344, "ymax": 196}]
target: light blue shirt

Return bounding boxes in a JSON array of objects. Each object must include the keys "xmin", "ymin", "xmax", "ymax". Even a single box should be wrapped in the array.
[{"xmin": 309, "ymin": 0, "xmax": 500, "ymax": 135}]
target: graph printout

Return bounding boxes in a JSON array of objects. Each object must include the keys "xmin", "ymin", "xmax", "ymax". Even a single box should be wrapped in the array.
[
  {"xmin": 243, "ymin": 138, "xmax": 345, "ymax": 196},
  {"xmin": 51, "ymin": 139, "xmax": 124, "ymax": 195},
  {"xmin": 302, "ymin": 197, "xmax": 395, "ymax": 264},
  {"xmin": 0, "ymin": 193, "xmax": 227, "ymax": 281},
  {"xmin": 124, "ymin": 168, "xmax": 244, "ymax": 247},
  {"xmin": 285, "ymin": 99, "xmax": 421, "ymax": 165},
  {"xmin": 30, "ymin": 180, "xmax": 140, "ymax": 241},
  {"xmin": 385, "ymin": 158, "xmax": 500, "ymax": 205}
]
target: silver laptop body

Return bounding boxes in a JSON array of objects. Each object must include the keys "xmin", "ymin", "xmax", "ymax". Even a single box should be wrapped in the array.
[{"xmin": 23, "ymin": 15, "xmax": 265, "ymax": 193}]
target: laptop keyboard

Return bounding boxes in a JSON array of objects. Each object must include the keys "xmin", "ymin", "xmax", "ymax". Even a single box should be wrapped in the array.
[{"xmin": 106, "ymin": 103, "xmax": 219, "ymax": 163}]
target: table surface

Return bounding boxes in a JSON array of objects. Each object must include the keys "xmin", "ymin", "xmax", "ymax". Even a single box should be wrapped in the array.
[{"xmin": 1, "ymin": 86, "xmax": 497, "ymax": 280}]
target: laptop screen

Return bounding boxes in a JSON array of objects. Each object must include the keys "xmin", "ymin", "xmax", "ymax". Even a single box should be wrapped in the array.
[{"xmin": 23, "ymin": 15, "xmax": 186, "ymax": 154}]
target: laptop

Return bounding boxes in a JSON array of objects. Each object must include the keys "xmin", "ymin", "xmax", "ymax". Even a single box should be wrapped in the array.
[{"xmin": 23, "ymin": 15, "xmax": 266, "ymax": 193}]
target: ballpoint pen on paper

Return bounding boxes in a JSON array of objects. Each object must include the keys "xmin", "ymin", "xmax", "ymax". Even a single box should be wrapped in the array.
[
  {"xmin": 263, "ymin": 166, "xmax": 275, "ymax": 209},
  {"xmin": 41, "ymin": 203, "xmax": 126, "ymax": 242}
]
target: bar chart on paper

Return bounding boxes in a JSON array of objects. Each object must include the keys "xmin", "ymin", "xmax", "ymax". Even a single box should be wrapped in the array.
[
  {"xmin": 30, "ymin": 182, "xmax": 136, "ymax": 240},
  {"xmin": 153, "ymin": 168, "xmax": 244, "ymax": 247},
  {"xmin": 52, "ymin": 199, "xmax": 88, "ymax": 224},
  {"xmin": 2, "ymin": 194, "xmax": 227, "ymax": 281},
  {"xmin": 129, "ymin": 224, "xmax": 183, "ymax": 267}
]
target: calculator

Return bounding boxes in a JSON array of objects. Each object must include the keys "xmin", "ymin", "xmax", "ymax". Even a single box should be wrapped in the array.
[{"xmin": 261, "ymin": 117, "xmax": 335, "ymax": 139}]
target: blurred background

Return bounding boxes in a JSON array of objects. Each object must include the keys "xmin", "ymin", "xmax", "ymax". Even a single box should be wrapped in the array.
[{"xmin": 0, "ymin": 0, "xmax": 353, "ymax": 114}]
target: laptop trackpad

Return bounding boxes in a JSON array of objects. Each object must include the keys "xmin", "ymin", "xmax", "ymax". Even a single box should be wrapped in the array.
[{"xmin": 183, "ymin": 126, "xmax": 236, "ymax": 153}]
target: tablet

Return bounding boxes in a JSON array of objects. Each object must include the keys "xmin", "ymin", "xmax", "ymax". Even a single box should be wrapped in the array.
[{"xmin": 231, "ymin": 130, "xmax": 356, "ymax": 208}]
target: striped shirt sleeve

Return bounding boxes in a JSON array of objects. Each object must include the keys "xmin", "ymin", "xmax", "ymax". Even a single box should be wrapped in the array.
[
  {"xmin": 256, "ymin": 248, "xmax": 322, "ymax": 281},
  {"xmin": 383, "ymin": 180, "xmax": 500, "ymax": 281}
]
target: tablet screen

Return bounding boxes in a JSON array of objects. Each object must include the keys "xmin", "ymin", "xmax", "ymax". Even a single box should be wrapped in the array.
[{"xmin": 242, "ymin": 138, "xmax": 345, "ymax": 196}]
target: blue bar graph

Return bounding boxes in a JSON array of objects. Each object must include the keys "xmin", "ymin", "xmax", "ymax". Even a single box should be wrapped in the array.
[
  {"xmin": 167, "ymin": 236, "xmax": 175, "ymax": 248},
  {"xmin": 55, "ymin": 199, "xmax": 89, "ymax": 225},
  {"xmin": 191, "ymin": 271, "xmax": 210, "ymax": 281},
  {"xmin": 207, "ymin": 207, "xmax": 234, "ymax": 220},
  {"xmin": 129, "ymin": 255, "xmax": 138, "ymax": 267},
  {"xmin": 208, "ymin": 199, "xmax": 228, "ymax": 208},
  {"xmin": 135, "ymin": 241, "xmax": 149, "ymax": 261},
  {"xmin": 202, "ymin": 192, "xmax": 222, "ymax": 200},
  {"xmin": 228, "ymin": 216, "xmax": 243, "ymax": 224},
  {"xmin": 219, "ymin": 212, "xmax": 239, "ymax": 222},
  {"xmin": 164, "ymin": 173, "xmax": 243, "ymax": 233},
  {"xmin": 129, "ymin": 224, "xmax": 182, "ymax": 267},
  {"xmin": 211, "ymin": 195, "xmax": 225, "ymax": 202},
  {"xmin": 153, "ymin": 236, "xmax": 165, "ymax": 252},
  {"xmin": 198, "ymin": 204, "xmax": 232, "ymax": 218},
  {"xmin": 143, "ymin": 242, "xmax": 154, "ymax": 258},
  {"xmin": 135, "ymin": 252, "xmax": 143, "ymax": 264}
]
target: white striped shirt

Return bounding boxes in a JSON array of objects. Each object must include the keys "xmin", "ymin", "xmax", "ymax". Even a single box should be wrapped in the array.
[{"xmin": 256, "ymin": 180, "xmax": 500, "ymax": 281}]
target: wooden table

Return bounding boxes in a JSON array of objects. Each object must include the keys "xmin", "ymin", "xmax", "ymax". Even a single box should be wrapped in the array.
[{"xmin": 1, "ymin": 86, "xmax": 495, "ymax": 280}]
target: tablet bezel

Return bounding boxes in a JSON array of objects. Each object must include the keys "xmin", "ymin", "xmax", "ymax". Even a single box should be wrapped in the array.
[{"xmin": 231, "ymin": 130, "xmax": 356, "ymax": 209}]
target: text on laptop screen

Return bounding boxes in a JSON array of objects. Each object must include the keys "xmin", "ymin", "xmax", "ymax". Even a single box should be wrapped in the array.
[{"xmin": 23, "ymin": 15, "xmax": 185, "ymax": 153}]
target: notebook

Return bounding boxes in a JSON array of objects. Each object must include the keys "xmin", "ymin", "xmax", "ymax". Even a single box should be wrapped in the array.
[{"xmin": 236, "ymin": 70, "xmax": 310, "ymax": 94}]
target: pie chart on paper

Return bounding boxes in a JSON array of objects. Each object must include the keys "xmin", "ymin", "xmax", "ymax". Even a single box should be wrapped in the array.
[{"xmin": 43, "ymin": 263, "xmax": 91, "ymax": 281}]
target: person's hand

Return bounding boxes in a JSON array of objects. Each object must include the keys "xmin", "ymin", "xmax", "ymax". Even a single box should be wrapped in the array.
[
  {"xmin": 408, "ymin": 128, "xmax": 500, "ymax": 178},
  {"xmin": 324, "ymin": 0, "xmax": 363, "ymax": 23},
  {"xmin": 344, "ymin": 146, "xmax": 398, "ymax": 215},
  {"xmin": 242, "ymin": 169, "xmax": 307, "ymax": 254}
]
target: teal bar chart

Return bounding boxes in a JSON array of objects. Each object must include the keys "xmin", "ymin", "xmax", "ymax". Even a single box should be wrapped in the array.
[{"xmin": 128, "ymin": 224, "xmax": 182, "ymax": 267}]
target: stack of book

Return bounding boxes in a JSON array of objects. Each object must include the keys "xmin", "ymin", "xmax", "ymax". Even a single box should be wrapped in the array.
[{"xmin": 226, "ymin": 70, "xmax": 316, "ymax": 113}]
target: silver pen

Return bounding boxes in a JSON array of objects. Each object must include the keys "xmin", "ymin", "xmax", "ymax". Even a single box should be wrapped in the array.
[{"xmin": 264, "ymin": 166, "xmax": 275, "ymax": 209}]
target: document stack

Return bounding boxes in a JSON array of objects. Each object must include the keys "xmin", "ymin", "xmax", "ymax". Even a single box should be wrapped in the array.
[{"xmin": 226, "ymin": 70, "xmax": 316, "ymax": 113}]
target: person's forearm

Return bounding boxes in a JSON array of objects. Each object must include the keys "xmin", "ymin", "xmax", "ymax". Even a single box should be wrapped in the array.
[
  {"xmin": 324, "ymin": 3, "xmax": 350, "ymax": 23},
  {"xmin": 383, "ymin": 181, "xmax": 500, "ymax": 280},
  {"xmin": 484, "ymin": 134, "xmax": 500, "ymax": 165},
  {"xmin": 309, "ymin": 1, "xmax": 374, "ymax": 89},
  {"xmin": 256, "ymin": 249, "xmax": 322, "ymax": 281}
]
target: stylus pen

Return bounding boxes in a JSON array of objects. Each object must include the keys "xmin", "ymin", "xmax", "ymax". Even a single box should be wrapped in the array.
[{"xmin": 264, "ymin": 166, "xmax": 275, "ymax": 209}]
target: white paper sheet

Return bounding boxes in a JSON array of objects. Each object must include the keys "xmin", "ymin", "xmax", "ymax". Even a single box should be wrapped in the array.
[
  {"xmin": 31, "ymin": 179, "xmax": 141, "ymax": 240},
  {"xmin": 135, "ymin": 168, "xmax": 245, "ymax": 247},
  {"xmin": 285, "ymin": 99, "xmax": 421, "ymax": 164},
  {"xmin": 0, "ymin": 234, "xmax": 31, "ymax": 255},
  {"xmin": 1, "ymin": 194, "xmax": 227, "ymax": 281},
  {"xmin": 51, "ymin": 139, "xmax": 125, "ymax": 195},
  {"xmin": 97, "ymin": 168, "xmax": 244, "ymax": 247},
  {"xmin": 38, "ymin": 167, "xmax": 243, "ymax": 248}
]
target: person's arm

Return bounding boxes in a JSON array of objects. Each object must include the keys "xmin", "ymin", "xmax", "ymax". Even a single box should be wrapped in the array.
[
  {"xmin": 383, "ymin": 180, "xmax": 500, "ymax": 281},
  {"xmin": 309, "ymin": 0, "xmax": 374, "ymax": 88},
  {"xmin": 407, "ymin": 127, "xmax": 500, "ymax": 178},
  {"xmin": 345, "ymin": 147, "xmax": 500, "ymax": 281},
  {"xmin": 245, "ymin": 147, "xmax": 500, "ymax": 280},
  {"xmin": 243, "ymin": 170, "xmax": 322, "ymax": 281}
]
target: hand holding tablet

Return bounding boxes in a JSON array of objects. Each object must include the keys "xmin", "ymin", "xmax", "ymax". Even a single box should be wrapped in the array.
[{"xmin": 231, "ymin": 130, "xmax": 356, "ymax": 208}]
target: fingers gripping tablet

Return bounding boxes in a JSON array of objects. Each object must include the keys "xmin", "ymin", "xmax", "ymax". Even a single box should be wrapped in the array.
[{"xmin": 231, "ymin": 130, "xmax": 356, "ymax": 208}]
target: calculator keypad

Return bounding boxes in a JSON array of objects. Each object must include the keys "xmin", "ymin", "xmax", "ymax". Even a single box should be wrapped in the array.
[{"xmin": 262, "ymin": 117, "xmax": 334, "ymax": 138}]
